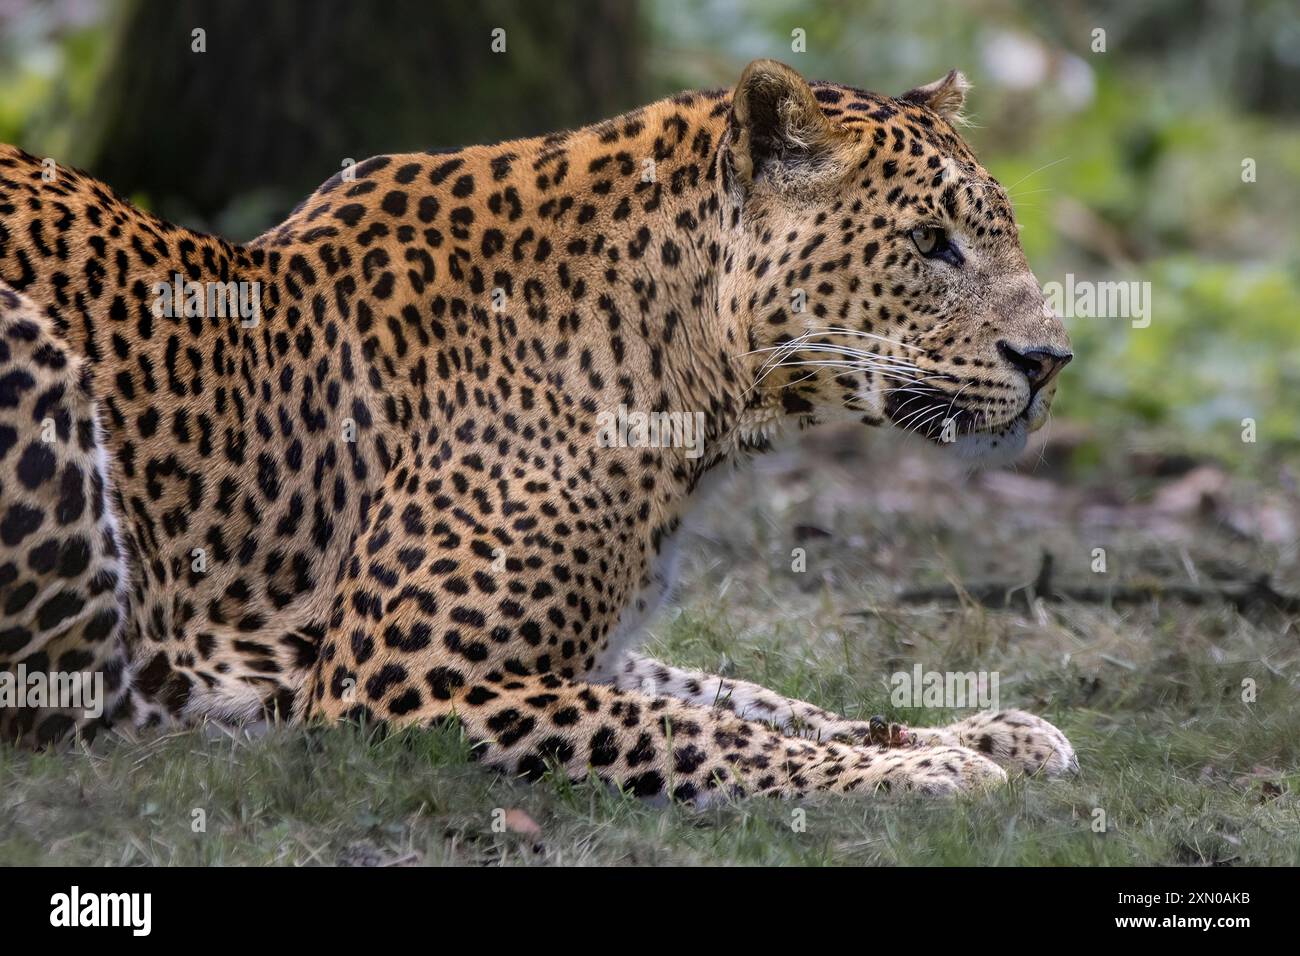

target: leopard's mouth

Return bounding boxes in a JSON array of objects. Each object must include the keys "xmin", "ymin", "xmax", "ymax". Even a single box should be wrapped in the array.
[
  {"xmin": 882, "ymin": 385, "xmax": 985, "ymax": 443},
  {"xmin": 1022, "ymin": 381, "xmax": 1057, "ymax": 433},
  {"xmin": 883, "ymin": 384, "xmax": 1051, "ymax": 464}
]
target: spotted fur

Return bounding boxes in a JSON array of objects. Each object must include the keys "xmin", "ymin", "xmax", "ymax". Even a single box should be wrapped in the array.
[{"xmin": 0, "ymin": 60, "xmax": 1075, "ymax": 797}]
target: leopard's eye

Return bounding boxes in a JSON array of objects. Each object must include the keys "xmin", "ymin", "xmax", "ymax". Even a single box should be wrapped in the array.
[
  {"xmin": 910, "ymin": 225, "xmax": 942, "ymax": 256},
  {"xmin": 909, "ymin": 225, "xmax": 964, "ymax": 266}
]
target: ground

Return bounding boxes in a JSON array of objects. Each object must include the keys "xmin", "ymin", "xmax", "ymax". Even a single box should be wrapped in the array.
[{"xmin": 3, "ymin": 425, "xmax": 1298, "ymax": 866}]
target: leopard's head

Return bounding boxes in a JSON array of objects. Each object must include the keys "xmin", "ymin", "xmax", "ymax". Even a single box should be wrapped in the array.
[{"xmin": 721, "ymin": 59, "xmax": 1071, "ymax": 465}]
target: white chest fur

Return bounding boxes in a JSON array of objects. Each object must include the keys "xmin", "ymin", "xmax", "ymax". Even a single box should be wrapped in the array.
[{"xmin": 587, "ymin": 462, "xmax": 737, "ymax": 682}]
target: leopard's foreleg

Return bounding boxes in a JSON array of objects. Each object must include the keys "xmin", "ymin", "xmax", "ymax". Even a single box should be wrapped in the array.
[{"xmin": 611, "ymin": 654, "xmax": 1078, "ymax": 777}]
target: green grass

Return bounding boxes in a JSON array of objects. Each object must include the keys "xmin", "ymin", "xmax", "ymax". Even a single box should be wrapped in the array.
[
  {"xmin": 3, "ymin": 657, "xmax": 1296, "ymax": 866},
  {"xmin": 3, "ymin": 432, "xmax": 1298, "ymax": 866}
]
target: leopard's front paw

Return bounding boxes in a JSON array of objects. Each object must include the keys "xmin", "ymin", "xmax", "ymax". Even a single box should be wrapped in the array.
[
  {"xmin": 868, "ymin": 714, "xmax": 910, "ymax": 747},
  {"xmin": 821, "ymin": 714, "xmax": 911, "ymax": 748},
  {"xmin": 917, "ymin": 709, "xmax": 1078, "ymax": 777}
]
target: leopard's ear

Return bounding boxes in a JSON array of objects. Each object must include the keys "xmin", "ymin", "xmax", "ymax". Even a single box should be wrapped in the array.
[
  {"xmin": 727, "ymin": 58, "xmax": 839, "ymax": 190},
  {"xmin": 900, "ymin": 69, "xmax": 971, "ymax": 124}
]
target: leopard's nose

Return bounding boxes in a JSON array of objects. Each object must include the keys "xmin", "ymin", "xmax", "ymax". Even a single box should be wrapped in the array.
[{"xmin": 997, "ymin": 341, "xmax": 1072, "ymax": 393}]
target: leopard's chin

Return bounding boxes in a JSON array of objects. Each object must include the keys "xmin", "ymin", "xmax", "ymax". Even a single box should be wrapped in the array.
[
  {"xmin": 947, "ymin": 386, "xmax": 1054, "ymax": 466},
  {"xmin": 947, "ymin": 416, "xmax": 1028, "ymax": 466}
]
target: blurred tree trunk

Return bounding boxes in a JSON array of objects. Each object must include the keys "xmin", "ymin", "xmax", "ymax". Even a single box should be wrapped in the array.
[{"xmin": 74, "ymin": 0, "xmax": 642, "ymax": 235}]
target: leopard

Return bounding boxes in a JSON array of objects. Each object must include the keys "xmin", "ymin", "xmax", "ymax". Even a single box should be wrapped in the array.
[{"xmin": 0, "ymin": 58, "xmax": 1077, "ymax": 799}]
